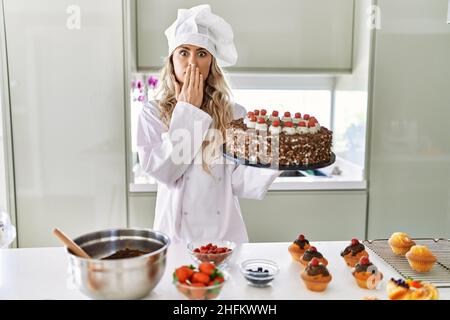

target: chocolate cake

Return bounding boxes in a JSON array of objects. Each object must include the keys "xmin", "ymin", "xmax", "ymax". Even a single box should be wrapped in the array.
[{"xmin": 225, "ymin": 109, "xmax": 333, "ymax": 167}]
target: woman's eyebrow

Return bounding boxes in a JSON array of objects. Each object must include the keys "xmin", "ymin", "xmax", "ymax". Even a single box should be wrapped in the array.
[{"xmin": 179, "ymin": 46, "xmax": 206, "ymax": 52}]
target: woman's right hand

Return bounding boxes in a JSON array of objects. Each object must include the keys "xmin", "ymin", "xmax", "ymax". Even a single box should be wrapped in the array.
[{"xmin": 175, "ymin": 64, "xmax": 204, "ymax": 108}]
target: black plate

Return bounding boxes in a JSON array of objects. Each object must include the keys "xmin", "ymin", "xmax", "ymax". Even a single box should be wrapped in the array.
[{"xmin": 222, "ymin": 149, "xmax": 336, "ymax": 171}]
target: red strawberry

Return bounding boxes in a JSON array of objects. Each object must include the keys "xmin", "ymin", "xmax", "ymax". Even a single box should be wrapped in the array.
[
  {"xmin": 303, "ymin": 114, "xmax": 310, "ymax": 120},
  {"xmin": 261, "ymin": 109, "xmax": 267, "ymax": 115},
  {"xmin": 174, "ymin": 266, "xmax": 194, "ymax": 283},
  {"xmin": 250, "ymin": 116, "xmax": 257, "ymax": 122},
  {"xmin": 254, "ymin": 110, "xmax": 260, "ymax": 116},
  {"xmin": 295, "ymin": 112, "xmax": 301, "ymax": 118},
  {"xmin": 272, "ymin": 120, "xmax": 280, "ymax": 127},
  {"xmin": 310, "ymin": 258, "xmax": 319, "ymax": 267},
  {"xmin": 359, "ymin": 256, "xmax": 370, "ymax": 265},
  {"xmin": 272, "ymin": 111, "xmax": 279, "ymax": 117},
  {"xmin": 351, "ymin": 238, "xmax": 359, "ymax": 246},
  {"xmin": 284, "ymin": 121, "xmax": 293, "ymax": 127},
  {"xmin": 199, "ymin": 262, "xmax": 216, "ymax": 276},
  {"xmin": 309, "ymin": 246, "xmax": 317, "ymax": 252},
  {"xmin": 257, "ymin": 118, "xmax": 266, "ymax": 124},
  {"xmin": 247, "ymin": 111, "xmax": 254, "ymax": 117},
  {"xmin": 191, "ymin": 272, "xmax": 210, "ymax": 285},
  {"xmin": 284, "ymin": 111, "xmax": 291, "ymax": 117},
  {"xmin": 298, "ymin": 234, "xmax": 305, "ymax": 240},
  {"xmin": 308, "ymin": 120, "xmax": 316, "ymax": 128}
]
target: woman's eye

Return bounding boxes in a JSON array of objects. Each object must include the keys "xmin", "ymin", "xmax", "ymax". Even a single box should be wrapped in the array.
[
  {"xmin": 180, "ymin": 50, "xmax": 188, "ymax": 57},
  {"xmin": 198, "ymin": 52, "xmax": 206, "ymax": 57}
]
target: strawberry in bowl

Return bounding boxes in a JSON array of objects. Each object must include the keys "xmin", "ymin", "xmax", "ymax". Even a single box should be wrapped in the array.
[
  {"xmin": 187, "ymin": 240, "xmax": 235, "ymax": 268},
  {"xmin": 173, "ymin": 262, "xmax": 226, "ymax": 300}
]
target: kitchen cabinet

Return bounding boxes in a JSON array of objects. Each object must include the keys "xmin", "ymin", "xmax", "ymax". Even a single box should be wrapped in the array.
[
  {"xmin": 2, "ymin": 0, "xmax": 127, "ymax": 247},
  {"xmin": 129, "ymin": 191, "xmax": 367, "ymax": 241},
  {"xmin": 136, "ymin": 0, "xmax": 355, "ymax": 72}
]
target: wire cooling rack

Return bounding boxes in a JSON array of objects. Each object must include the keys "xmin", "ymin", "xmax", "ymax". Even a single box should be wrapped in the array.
[{"xmin": 364, "ymin": 238, "xmax": 450, "ymax": 288}]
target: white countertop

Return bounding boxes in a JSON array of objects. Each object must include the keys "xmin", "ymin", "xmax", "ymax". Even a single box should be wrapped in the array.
[{"xmin": 1, "ymin": 241, "xmax": 449, "ymax": 300}]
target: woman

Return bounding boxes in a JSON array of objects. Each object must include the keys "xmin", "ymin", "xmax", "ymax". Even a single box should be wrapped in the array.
[{"xmin": 137, "ymin": 4, "xmax": 281, "ymax": 244}]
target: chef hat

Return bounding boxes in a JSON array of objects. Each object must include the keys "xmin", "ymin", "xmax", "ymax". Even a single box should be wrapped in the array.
[{"xmin": 164, "ymin": 4, "xmax": 238, "ymax": 67}]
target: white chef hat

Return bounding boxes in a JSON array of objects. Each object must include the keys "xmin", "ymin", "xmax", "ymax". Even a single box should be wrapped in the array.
[{"xmin": 164, "ymin": 4, "xmax": 238, "ymax": 67}]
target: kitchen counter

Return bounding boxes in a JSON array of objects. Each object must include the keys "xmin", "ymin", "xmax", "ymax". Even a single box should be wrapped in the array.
[{"xmin": 1, "ymin": 241, "xmax": 449, "ymax": 300}]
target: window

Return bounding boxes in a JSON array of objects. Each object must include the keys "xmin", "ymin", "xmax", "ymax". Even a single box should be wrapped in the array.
[{"xmin": 129, "ymin": 73, "xmax": 367, "ymax": 191}]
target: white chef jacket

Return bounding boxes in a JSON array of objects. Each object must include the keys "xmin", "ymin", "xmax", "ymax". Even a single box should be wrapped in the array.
[{"xmin": 137, "ymin": 100, "xmax": 281, "ymax": 244}]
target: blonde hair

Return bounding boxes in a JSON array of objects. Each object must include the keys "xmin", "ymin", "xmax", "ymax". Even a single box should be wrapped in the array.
[{"xmin": 155, "ymin": 55, "xmax": 234, "ymax": 175}]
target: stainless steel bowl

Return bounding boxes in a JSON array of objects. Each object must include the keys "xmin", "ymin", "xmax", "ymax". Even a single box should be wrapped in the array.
[{"xmin": 66, "ymin": 228, "xmax": 170, "ymax": 300}]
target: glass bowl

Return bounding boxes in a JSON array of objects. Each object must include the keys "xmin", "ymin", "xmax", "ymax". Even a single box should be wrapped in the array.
[
  {"xmin": 174, "ymin": 278, "xmax": 226, "ymax": 300},
  {"xmin": 240, "ymin": 259, "xmax": 280, "ymax": 287},
  {"xmin": 187, "ymin": 240, "xmax": 236, "ymax": 268}
]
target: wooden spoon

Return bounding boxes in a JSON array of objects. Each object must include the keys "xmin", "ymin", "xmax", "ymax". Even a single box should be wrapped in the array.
[{"xmin": 53, "ymin": 228, "xmax": 91, "ymax": 259}]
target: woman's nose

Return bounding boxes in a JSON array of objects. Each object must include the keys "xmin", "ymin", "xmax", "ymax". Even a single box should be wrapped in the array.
[{"xmin": 188, "ymin": 55, "xmax": 198, "ymax": 66}]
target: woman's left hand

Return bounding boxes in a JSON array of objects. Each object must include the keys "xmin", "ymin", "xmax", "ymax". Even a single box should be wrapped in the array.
[{"xmin": 175, "ymin": 64, "xmax": 204, "ymax": 108}]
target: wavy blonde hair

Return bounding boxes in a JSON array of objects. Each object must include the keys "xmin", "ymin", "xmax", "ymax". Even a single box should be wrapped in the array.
[{"xmin": 155, "ymin": 55, "xmax": 234, "ymax": 175}]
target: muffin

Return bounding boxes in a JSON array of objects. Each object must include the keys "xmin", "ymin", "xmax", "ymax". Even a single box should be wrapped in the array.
[
  {"xmin": 340, "ymin": 238, "xmax": 369, "ymax": 267},
  {"xmin": 405, "ymin": 245, "xmax": 437, "ymax": 272},
  {"xmin": 288, "ymin": 234, "xmax": 310, "ymax": 261},
  {"xmin": 300, "ymin": 258, "xmax": 332, "ymax": 292},
  {"xmin": 388, "ymin": 232, "xmax": 415, "ymax": 255},
  {"xmin": 352, "ymin": 256, "xmax": 383, "ymax": 289},
  {"xmin": 387, "ymin": 278, "xmax": 439, "ymax": 300},
  {"xmin": 300, "ymin": 246, "xmax": 328, "ymax": 267}
]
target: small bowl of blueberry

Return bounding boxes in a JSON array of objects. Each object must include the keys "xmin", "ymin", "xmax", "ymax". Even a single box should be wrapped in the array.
[{"xmin": 240, "ymin": 259, "xmax": 279, "ymax": 287}]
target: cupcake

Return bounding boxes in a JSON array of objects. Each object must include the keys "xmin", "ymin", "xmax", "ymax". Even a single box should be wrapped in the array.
[
  {"xmin": 288, "ymin": 234, "xmax": 310, "ymax": 261},
  {"xmin": 405, "ymin": 245, "xmax": 437, "ymax": 272},
  {"xmin": 352, "ymin": 256, "xmax": 383, "ymax": 289},
  {"xmin": 300, "ymin": 246, "xmax": 328, "ymax": 267},
  {"xmin": 388, "ymin": 232, "xmax": 415, "ymax": 255},
  {"xmin": 340, "ymin": 238, "xmax": 369, "ymax": 267},
  {"xmin": 387, "ymin": 278, "xmax": 439, "ymax": 300},
  {"xmin": 300, "ymin": 258, "xmax": 332, "ymax": 292}
]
